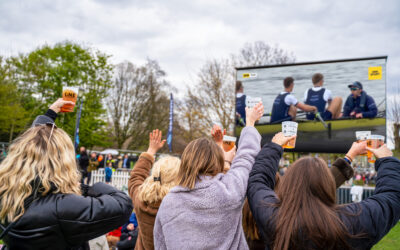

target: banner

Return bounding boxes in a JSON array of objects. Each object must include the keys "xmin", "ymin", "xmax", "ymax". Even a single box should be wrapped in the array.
[
  {"xmin": 167, "ymin": 93, "xmax": 174, "ymax": 152},
  {"xmin": 74, "ymin": 99, "xmax": 83, "ymax": 150}
]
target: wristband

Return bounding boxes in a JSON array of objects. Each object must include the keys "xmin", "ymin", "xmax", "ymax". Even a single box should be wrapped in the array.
[
  {"xmin": 343, "ymin": 157, "xmax": 352, "ymax": 165},
  {"xmin": 345, "ymin": 154, "xmax": 353, "ymax": 162}
]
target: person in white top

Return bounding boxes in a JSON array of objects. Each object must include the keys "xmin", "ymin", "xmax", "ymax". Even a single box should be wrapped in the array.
[
  {"xmin": 270, "ymin": 77, "xmax": 317, "ymax": 123},
  {"xmin": 303, "ymin": 73, "xmax": 342, "ymax": 120}
]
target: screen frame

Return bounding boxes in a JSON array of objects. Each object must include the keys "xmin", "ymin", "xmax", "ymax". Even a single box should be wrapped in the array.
[{"xmin": 234, "ymin": 55, "xmax": 388, "ymax": 153}]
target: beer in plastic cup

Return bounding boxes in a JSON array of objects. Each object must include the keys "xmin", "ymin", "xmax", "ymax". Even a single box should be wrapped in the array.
[
  {"xmin": 222, "ymin": 135, "xmax": 236, "ymax": 152},
  {"xmin": 282, "ymin": 121, "xmax": 298, "ymax": 149},
  {"xmin": 355, "ymin": 131, "xmax": 371, "ymax": 156},
  {"xmin": 367, "ymin": 135, "xmax": 385, "ymax": 163},
  {"xmin": 246, "ymin": 97, "xmax": 262, "ymax": 109},
  {"xmin": 61, "ymin": 86, "xmax": 79, "ymax": 112}
]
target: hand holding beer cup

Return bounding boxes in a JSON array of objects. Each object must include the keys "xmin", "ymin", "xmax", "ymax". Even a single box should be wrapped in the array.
[
  {"xmin": 49, "ymin": 98, "xmax": 76, "ymax": 113},
  {"xmin": 222, "ymin": 136, "xmax": 236, "ymax": 152},
  {"xmin": 272, "ymin": 132, "xmax": 296, "ymax": 147},
  {"xmin": 223, "ymin": 145, "xmax": 236, "ymax": 163},
  {"xmin": 355, "ymin": 131, "xmax": 371, "ymax": 156},
  {"xmin": 346, "ymin": 141, "xmax": 368, "ymax": 160},
  {"xmin": 245, "ymin": 102, "xmax": 264, "ymax": 127},
  {"xmin": 367, "ymin": 144, "xmax": 392, "ymax": 159},
  {"xmin": 366, "ymin": 135, "xmax": 385, "ymax": 163},
  {"xmin": 60, "ymin": 86, "xmax": 79, "ymax": 112},
  {"xmin": 282, "ymin": 121, "xmax": 298, "ymax": 149}
]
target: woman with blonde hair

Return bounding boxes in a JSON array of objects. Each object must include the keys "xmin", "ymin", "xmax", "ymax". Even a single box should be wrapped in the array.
[
  {"xmin": 154, "ymin": 103, "xmax": 264, "ymax": 249},
  {"xmin": 248, "ymin": 133, "xmax": 400, "ymax": 249},
  {"xmin": 0, "ymin": 99, "xmax": 133, "ymax": 249},
  {"xmin": 128, "ymin": 129, "xmax": 181, "ymax": 250}
]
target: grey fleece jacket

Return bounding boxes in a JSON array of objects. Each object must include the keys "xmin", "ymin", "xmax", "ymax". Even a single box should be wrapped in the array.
[{"xmin": 154, "ymin": 126, "xmax": 261, "ymax": 250}]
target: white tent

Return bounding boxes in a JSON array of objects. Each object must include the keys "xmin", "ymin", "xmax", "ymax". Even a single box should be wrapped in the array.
[{"xmin": 100, "ymin": 149, "xmax": 119, "ymax": 155}]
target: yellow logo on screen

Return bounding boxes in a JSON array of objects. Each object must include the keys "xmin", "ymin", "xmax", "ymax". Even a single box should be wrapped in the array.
[
  {"xmin": 242, "ymin": 73, "xmax": 257, "ymax": 78},
  {"xmin": 368, "ymin": 66, "xmax": 382, "ymax": 80}
]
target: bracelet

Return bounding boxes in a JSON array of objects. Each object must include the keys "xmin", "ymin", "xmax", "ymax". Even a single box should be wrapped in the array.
[
  {"xmin": 224, "ymin": 160, "xmax": 232, "ymax": 165},
  {"xmin": 343, "ymin": 157, "xmax": 351, "ymax": 165},
  {"xmin": 345, "ymin": 154, "xmax": 353, "ymax": 162}
]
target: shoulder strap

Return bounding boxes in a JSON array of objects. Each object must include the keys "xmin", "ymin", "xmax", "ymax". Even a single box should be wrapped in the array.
[{"xmin": 0, "ymin": 195, "xmax": 35, "ymax": 240}]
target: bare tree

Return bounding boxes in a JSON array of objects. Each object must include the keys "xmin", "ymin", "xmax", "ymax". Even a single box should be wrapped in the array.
[
  {"xmin": 180, "ymin": 41, "xmax": 296, "ymax": 137},
  {"xmin": 231, "ymin": 41, "xmax": 296, "ymax": 67},
  {"xmin": 107, "ymin": 59, "xmax": 171, "ymax": 149}
]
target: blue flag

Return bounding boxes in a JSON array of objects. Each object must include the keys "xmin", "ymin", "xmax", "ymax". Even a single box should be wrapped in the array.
[
  {"xmin": 74, "ymin": 99, "xmax": 83, "ymax": 150},
  {"xmin": 167, "ymin": 93, "xmax": 174, "ymax": 152}
]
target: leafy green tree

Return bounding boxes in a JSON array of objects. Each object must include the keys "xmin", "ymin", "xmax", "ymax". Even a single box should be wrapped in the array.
[
  {"xmin": 7, "ymin": 41, "xmax": 113, "ymax": 148},
  {"xmin": 0, "ymin": 57, "xmax": 29, "ymax": 142}
]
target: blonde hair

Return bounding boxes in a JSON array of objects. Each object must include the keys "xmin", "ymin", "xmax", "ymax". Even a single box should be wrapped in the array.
[
  {"xmin": 0, "ymin": 125, "xmax": 81, "ymax": 223},
  {"xmin": 177, "ymin": 138, "xmax": 224, "ymax": 189},
  {"xmin": 137, "ymin": 156, "xmax": 181, "ymax": 204}
]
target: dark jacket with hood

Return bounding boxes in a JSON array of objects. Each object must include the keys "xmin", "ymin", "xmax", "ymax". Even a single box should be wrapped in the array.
[{"xmin": 0, "ymin": 110, "xmax": 133, "ymax": 250}]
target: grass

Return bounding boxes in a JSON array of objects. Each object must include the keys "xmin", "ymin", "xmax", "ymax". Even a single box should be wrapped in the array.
[{"xmin": 373, "ymin": 222, "xmax": 400, "ymax": 249}]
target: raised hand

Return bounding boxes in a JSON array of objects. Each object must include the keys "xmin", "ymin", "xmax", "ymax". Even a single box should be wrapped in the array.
[
  {"xmin": 49, "ymin": 98, "xmax": 75, "ymax": 113},
  {"xmin": 147, "ymin": 129, "xmax": 166, "ymax": 156},
  {"xmin": 211, "ymin": 124, "xmax": 226, "ymax": 146},
  {"xmin": 246, "ymin": 102, "xmax": 264, "ymax": 127},
  {"xmin": 346, "ymin": 141, "xmax": 368, "ymax": 160},
  {"xmin": 367, "ymin": 144, "xmax": 393, "ymax": 159},
  {"xmin": 272, "ymin": 132, "xmax": 296, "ymax": 147}
]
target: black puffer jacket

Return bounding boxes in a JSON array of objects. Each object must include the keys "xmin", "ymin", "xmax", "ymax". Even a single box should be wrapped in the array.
[
  {"xmin": 0, "ymin": 110, "xmax": 133, "ymax": 249},
  {"xmin": 1, "ymin": 182, "xmax": 133, "ymax": 249}
]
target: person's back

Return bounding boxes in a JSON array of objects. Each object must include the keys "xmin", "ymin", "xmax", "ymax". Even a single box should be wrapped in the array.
[
  {"xmin": 0, "ymin": 99, "xmax": 133, "ymax": 249},
  {"xmin": 128, "ymin": 129, "xmax": 181, "ymax": 250},
  {"xmin": 154, "ymin": 103, "xmax": 264, "ymax": 250},
  {"xmin": 247, "ymin": 134, "xmax": 400, "ymax": 249}
]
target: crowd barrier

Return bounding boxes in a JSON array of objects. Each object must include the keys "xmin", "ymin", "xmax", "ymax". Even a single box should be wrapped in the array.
[
  {"xmin": 336, "ymin": 186, "xmax": 375, "ymax": 204},
  {"xmin": 90, "ymin": 168, "xmax": 130, "ymax": 192},
  {"xmin": 90, "ymin": 169, "xmax": 376, "ymax": 204}
]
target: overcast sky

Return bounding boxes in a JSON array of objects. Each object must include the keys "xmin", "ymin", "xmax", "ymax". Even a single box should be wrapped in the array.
[{"xmin": 1, "ymin": 0, "xmax": 399, "ymax": 94}]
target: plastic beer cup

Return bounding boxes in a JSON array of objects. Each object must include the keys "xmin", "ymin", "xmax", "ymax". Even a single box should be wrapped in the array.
[
  {"xmin": 222, "ymin": 135, "xmax": 236, "ymax": 152},
  {"xmin": 355, "ymin": 131, "xmax": 371, "ymax": 156},
  {"xmin": 367, "ymin": 135, "xmax": 385, "ymax": 163},
  {"xmin": 282, "ymin": 121, "xmax": 298, "ymax": 149},
  {"xmin": 246, "ymin": 97, "xmax": 262, "ymax": 109},
  {"xmin": 61, "ymin": 86, "xmax": 79, "ymax": 112}
]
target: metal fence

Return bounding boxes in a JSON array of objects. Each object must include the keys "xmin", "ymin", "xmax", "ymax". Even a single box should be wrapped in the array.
[
  {"xmin": 90, "ymin": 169, "xmax": 130, "ymax": 192},
  {"xmin": 90, "ymin": 170, "xmax": 375, "ymax": 204},
  {"xmin": 337, "ymin": 186, "xmax": 375, "ymax": 204}
]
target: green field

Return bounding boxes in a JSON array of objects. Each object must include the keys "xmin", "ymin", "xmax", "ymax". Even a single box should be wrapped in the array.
[{"xmin": 372, "ymin": 222, "xmax": 400, "ymax": 250}]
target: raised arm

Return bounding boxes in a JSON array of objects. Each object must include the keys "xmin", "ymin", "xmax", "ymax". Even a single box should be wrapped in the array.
[
  {"xmin": 342, "ymin": 145, "xmax": 400, "ymax": 247},
  {"xmin": 31, "ymin": 98, "xmax": 74, "ymax": 126},
  {"xmin": 128, "ymin": 129, "xmax": 165, "ymax": 200},
  {"xmin": 219, "ymin": 103, "xmax": 263, "ymax": 202},
  {"xmin": 330, "ymin": 141, "xmax": 367, "ymax": 188},
  {"xmin": 247, "ymin": 133, "xmax": 294, "ymax": 239}
]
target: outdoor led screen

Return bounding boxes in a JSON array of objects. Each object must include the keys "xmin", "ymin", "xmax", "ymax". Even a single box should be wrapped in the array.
[{"xmin": 235, "ymin": 56, "xmax": 387, "ymax": 153}]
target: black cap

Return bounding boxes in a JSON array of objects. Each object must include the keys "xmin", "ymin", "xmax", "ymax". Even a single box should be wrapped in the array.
[
  {"xmin": 348, "ymin": 81, "xmax": 363, "ymax": 89},
  {"xmin": 31, "ymin": 115, "xmax": 54, "ymax": 127}
]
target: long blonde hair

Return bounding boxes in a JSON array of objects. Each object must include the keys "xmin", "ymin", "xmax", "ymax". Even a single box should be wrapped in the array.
[
  {"xmin": 137, "ymin": 156, "xmax": 181, "ymax": 204},
  {"xmin": 0, "ymin": 125, "xmax": 81, "ymax": 223}
]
